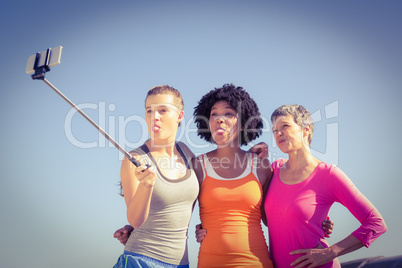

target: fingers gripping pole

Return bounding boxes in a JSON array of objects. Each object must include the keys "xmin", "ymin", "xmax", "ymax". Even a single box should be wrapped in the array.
[{"xmin": 42, "ymin": 78, "xmax": 141, "ymax": 167}]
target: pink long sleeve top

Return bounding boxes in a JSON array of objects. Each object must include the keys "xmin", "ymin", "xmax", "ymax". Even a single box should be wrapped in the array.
[{"xmin": 264, "ymin": 159, "xmax": 387, "ymax": 268}]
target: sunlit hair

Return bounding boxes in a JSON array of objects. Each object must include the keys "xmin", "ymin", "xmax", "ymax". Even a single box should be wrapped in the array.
[
  {"xmin": 145, "ymin": 85, "xmax": 184, "ymax": 127},
  {"xmin": 271, "ymin": 104, "xmax": 314, "ymax": 145},
  {"xmin": 145, "ymin": 85, "xmax": 184, "ymax": 110},
  {"xmin": 193, "ymin": 83, "xmax": 263, "ymax": 146}
]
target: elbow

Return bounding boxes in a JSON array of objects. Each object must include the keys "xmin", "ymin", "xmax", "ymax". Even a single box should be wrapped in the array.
[
  {"xmin": 373, "ymin": 214, "xmax": 388, "ymax": 236},
  {"xmin": 128, "ymin": 218, "xmax": 143, "ymax": 229},
  {"xmin": 125, "ymin": 196, "xmax": 152, "ymax": 229},
  {"xmin": 127, "ymin": 213, "xmax": 146, "ymax": 229},
  {"xmin": 379, "ymin": 218, "xmax": 388, "ymax": 235},
  {"xmin": 130, "ymin": 222, "xmax": 142, "ymax": 229},
  {"xmin": 355, "ymin": 216, "xmax": 388, "ymax": 248}
]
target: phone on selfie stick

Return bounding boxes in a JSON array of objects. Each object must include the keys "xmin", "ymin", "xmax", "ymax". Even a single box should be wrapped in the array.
[{"xmin": 26, "ymin": 46, "xmax": 146, "ymax": 168}]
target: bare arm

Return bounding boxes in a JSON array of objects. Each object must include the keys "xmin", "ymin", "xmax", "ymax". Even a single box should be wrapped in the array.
[
  {"xmin": 329, "ymin": 235, "xmax": 364, "ymax": 257},
  {"xmin": 121, "ymin": 154, "xmax": 156, "ymax": 229},
  {"xmin": 290, "ymin": 235, "xmax": 363, "ymax": 268},
  {"xmin": 248, "ymin": 142, "xmax": 269, "ymax": 158},
  {"xmin": 255, "ymin": 157, "xmax": 273, "ymax": 227}
]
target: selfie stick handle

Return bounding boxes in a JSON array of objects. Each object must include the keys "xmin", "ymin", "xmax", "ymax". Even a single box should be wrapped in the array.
[{"xmin": 42, "ymin": 78, "xmax": 142, "ymax": 167}]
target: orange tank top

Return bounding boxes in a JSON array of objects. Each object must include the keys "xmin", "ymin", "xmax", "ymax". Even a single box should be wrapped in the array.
[{"xmin": 197, "ymin": 153, "xmax": 273, "ymax": 268}]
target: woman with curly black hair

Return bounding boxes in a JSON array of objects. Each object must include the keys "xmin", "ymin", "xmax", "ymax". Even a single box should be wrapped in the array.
[
  {"xmin": 193, "ymin": 83, "xmax": 264, "ymax": 146},
  {"xmin": 192, "ymin": 84, "xmax": 274, "ymax": 267}
]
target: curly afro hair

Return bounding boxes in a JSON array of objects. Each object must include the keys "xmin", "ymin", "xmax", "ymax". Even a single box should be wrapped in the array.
[{"xmin": 193, "ymin": 83, "xmax": 263, "ymax": 146}]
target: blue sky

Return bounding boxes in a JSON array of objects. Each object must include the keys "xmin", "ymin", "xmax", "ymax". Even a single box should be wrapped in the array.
[{"xmin": 1, "ymin": 1, "xmax": 401, "ymax": 267}]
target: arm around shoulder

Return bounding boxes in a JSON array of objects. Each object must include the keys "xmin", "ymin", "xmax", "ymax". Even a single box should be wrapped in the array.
[
  {"xmin": 255, "ymin": 157, "xmax": 273, "ymax": 227},
  {"xmin": 256, "ymin": 157, "xmax": 273, "ymax": 189}
]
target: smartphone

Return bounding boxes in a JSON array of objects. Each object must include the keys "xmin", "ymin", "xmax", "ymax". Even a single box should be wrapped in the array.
[{"xmin": 25, "ymin": 46, "xmax": 63, "ymax": 74}]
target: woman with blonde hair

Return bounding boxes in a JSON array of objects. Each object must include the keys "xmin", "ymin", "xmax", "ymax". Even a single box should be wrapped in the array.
[{"xmin": 114, "ymin": 85, "xmax": 199, "ymax": 268}]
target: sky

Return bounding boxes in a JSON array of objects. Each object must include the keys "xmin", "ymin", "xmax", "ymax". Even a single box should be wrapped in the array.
[{"xmin": 1, "ymin": 1, "xmax": 401, "ymax": 267}]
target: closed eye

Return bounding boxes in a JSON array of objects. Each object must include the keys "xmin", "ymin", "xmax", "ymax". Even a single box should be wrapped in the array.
[{"xmin": 225, "ymin": 113, "xmax": 235, "ymax": 117}]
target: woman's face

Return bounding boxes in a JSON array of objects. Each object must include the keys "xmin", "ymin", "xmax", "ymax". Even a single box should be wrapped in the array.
[
  {"xmin": 145, "ymin": 94, "xmax": 183, "ymax": 144},
  {"xmin": 272, "ymin": 114, "xmax": 308, "ymax": 153},
  {"xmin": 209, "ymin": 101, "xmax": 240, "ymax": 147}
]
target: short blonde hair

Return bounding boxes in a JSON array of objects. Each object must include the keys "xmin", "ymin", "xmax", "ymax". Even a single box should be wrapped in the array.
[{"xmin": 146, "ymin": 85, "xmax": 184, "ymax": 110}]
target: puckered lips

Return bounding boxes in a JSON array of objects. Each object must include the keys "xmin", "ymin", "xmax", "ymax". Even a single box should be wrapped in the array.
[
  {"xmin": 152, "ymin": 124, "xmax": 161, "ymax": 133},
  {"xmin": 278, "ymin": 138, "xmax": 287, "ymax": 144},
  {"xmin": 214, "ymin": 127, "xmax": 226, "ymax": 135}
]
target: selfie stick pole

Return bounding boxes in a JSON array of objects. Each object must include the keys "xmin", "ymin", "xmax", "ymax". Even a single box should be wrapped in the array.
[{"xmin": 31, "ymin": 51, "xmax": 142, "ymax": 167}]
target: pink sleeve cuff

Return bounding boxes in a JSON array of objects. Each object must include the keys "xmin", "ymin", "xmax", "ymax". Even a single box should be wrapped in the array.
[{"xmin": 351, "ymin": 209, "xmax": 388, "ymax": 248}]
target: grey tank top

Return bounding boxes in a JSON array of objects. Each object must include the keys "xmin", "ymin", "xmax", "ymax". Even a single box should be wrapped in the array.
[{"xmin": 124, "ymin": 142, "xmax": 199, "ymax": 265}]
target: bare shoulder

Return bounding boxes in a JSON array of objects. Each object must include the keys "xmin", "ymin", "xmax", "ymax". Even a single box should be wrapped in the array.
[
  {"xmin": 254, "ymin": 155, "xmax": 272, "ymax": 170},
  {"xmin": 128, "ymin": 149, "xmax": 142, "ymax": 156},
  {"xmin": 121, "ymin": 149, "xmax": 147, "ymax": 169},
  {"xmin": 125, "ymin": 149, "xmax": 142, "ymax": 161}
]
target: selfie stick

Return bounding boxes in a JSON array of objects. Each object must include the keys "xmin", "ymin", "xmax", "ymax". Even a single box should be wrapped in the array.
[{"xmin": 27, "ymin": 47, "xmax": 142, "ymax": 167}]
